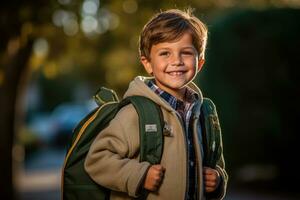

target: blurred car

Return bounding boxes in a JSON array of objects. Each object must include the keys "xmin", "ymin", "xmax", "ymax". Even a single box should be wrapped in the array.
[{"xmin": 27, "ymin": 100, "xmax": 97, "ymax": 148}]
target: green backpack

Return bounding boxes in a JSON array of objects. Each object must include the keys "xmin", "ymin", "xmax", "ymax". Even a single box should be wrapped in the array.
[{"xmin": 61, "ymin": 87, "xmax": 222, "ymax": 200}]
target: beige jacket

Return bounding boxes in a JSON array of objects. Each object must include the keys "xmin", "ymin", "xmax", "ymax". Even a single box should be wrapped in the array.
[{"xmin": 84, "ymin": 76, "xmax": 228, "ymax": 200}]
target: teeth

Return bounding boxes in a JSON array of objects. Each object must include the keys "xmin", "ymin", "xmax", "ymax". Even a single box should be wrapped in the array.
[{"xmin": 169, "ymin": 71, "xmax": 183, "ymax": 76}]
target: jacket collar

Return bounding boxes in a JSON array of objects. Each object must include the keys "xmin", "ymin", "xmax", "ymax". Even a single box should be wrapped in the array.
[{"xmin": 123, "ymin": 76, "xmax": 204, "ymax": 113}]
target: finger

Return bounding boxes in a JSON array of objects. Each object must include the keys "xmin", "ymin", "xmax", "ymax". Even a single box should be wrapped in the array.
[
  {"xmin": 154, "ymin": 174, "xmax": 162, "ymax": 182},
  {"xmin": 205, "ymin": 181, "xmax": 216, "ymax": 187},
  {"xmin": 204, "ymin": 174, "xmax": 217, "ymax": 182},
  {"xmin": 152, "ymin": 178, "xmax": 162, "ymax": 189},
  {"xmin": 155, "ymin": 173, "xmax": 164, "ymax": 183},
  {"xmin": 205, "ymin": 186, "xmax": 214, "ymax": 193},
  {"xmin": 203, "ymin": 167, "xmax": 214, "ymax": 175},
  {"xmin": 157, "ymin": 167, "xmax": 166, "ymax": 177},
  {"xmin": 149, "ymin": 185, "xmax": 158, "ymax": 192},
  {"xmin": 154, "ymin": 165, "xmax": 166, "ymax": 173},
  {"xmin": 153, "ymin": 169, "xmax": 164, "ymax": 178},
  {"xmin": 153, "ymin": 165, "xmax": 163, "ymax": 170},
  {"xmin": 153, "ymin": 180, "xmax": 160, "ymax": 187},
  {"xmin": 158, "ymin": 171, "xmax": 164, "ymax": 177}
]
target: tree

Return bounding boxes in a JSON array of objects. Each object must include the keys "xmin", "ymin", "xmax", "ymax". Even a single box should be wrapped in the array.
[
  {"xmin": 0, "ymin": 1, "xmax": 55, "ymax": 198},
  {"xmin": 197, "ymin": 8, "xmax": 300, "ymax": 192}
]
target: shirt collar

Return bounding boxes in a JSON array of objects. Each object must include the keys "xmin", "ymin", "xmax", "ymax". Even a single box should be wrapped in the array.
[{"xmin": 147, "ymin": 80, "xmax": 198, "ymax": 110}]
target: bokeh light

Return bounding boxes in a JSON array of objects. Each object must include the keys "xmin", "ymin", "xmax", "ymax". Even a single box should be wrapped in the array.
[
  {"xmin": 122, "ymin": 0, "xmax": 138, "ymax": 14},
  {"xmin": 82, "ymin": 0, "xmax": 99, "ymax": 15},
  {"xmin": 33, "ymin": 38, "xmax": 49, "ymax": 58}
]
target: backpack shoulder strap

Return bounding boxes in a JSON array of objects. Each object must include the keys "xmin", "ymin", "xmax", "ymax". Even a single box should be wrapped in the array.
[
  {"xmin": 200, "ymin": 98, "xmax": 222, "ymax": 168},
  {"xmin": 122, "ymin": 96, "xmax": 164, "ymax": 165}
]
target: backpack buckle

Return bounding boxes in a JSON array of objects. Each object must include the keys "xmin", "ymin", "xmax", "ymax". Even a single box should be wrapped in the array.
[{"xmin": 163, "ymin": 122, "xmax": 173, "ymax": 136}]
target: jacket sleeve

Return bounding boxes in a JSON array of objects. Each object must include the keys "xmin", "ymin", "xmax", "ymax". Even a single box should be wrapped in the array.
[
  {"xmin": 84, "ymin": 105, "xmax": 151, "ymax": 198},
  {"xmin": 206, "ymin": 136, "xmax": 228, "ymax": 200}
]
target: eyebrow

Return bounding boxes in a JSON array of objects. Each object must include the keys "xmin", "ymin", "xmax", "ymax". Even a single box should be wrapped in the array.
[
  {"xmin": 156, "ymin": 46, "xmax": 195, "ymax": 51},
  {"xmin": 181, "ymin": 47, "xmax": 196, "ymax": 50}
]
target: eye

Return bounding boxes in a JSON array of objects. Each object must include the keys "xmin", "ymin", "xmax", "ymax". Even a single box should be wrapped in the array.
[
  {"xmin": 182, "ymin": 51, "xmax": 194, "ymax": 56},
  {"xmin": 159, "ymin": 51, "xmax": 170, "ymax": 56}
]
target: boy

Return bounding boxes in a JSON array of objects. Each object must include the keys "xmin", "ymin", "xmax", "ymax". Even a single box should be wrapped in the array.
[{"xmin": 85, "ymin": 9, "xmax": 228, "ymax": 200}]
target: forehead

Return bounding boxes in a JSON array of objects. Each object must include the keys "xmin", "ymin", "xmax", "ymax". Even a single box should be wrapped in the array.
[{"xmin": 151, "ymin": 32, "xmax": 195, "ymax": 51}]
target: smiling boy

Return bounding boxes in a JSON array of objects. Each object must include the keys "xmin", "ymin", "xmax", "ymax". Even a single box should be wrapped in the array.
[
  {"xmin": 85, "ymin": 9, "xmax": 228, "ymax": 200},
  {"xmin": 141, "ymin": 32, "xmax": 204, "ymax": 101}
]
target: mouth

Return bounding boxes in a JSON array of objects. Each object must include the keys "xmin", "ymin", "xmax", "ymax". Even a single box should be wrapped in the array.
[{"xmin": 167, "ymin": 71, "xmax": 186, "ymax": 76}]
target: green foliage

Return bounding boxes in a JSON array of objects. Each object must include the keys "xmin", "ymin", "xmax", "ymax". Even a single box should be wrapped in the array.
[{"xmin": 196, "ymin": 8, "xmax": 300, "ymax": 186}]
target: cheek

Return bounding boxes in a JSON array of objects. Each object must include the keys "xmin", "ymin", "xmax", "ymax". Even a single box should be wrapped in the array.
[
  {"xmin": 152, "ymin": 59, "xmax": 167, "ymax": 70},
  {"xmin": 185, "ymin": 58, "xmax": 197, "ymax": 68}
]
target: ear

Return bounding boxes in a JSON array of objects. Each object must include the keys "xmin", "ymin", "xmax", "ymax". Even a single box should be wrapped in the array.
[
  {"xmin": 140, "ymin": 56, "xmax": 153, "ymax": 75},
  {"xmin": 197, "ymin": 58, "xmax": 205, "ymax": 72}
]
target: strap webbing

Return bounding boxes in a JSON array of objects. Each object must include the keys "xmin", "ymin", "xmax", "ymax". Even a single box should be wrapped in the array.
[
  {"xmin": 125, "ymin": 96, "xmax": 164, "ymax": 165},
  {"xmin": 200, "ymin": 98, "xmax": 221, "ymax": 168}
]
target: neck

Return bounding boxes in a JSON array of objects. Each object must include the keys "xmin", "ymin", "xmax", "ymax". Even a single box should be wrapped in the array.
[
  {"xmin": 158, "ymin": 84, "xmax": 186, "ymax": 101},
  {"xmin": 152, "ymin": 80, "xmax": 187, "ymax": 101}
]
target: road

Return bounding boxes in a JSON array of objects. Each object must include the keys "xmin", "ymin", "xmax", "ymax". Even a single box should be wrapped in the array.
[
  {"xmin": 17, "ymin": 148, "xmax": 299, "ymax": 200},
  {"xmin": 18, "ymin": 169, "xmax": 299, "ymax": 200}
]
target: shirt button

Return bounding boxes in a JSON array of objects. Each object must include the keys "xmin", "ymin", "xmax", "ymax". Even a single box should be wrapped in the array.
[{"xmin": 190, "ymin": 161, "xmax": 194, "ymax": 166}]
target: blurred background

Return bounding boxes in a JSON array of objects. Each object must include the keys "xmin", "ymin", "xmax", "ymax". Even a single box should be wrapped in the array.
[{"xmin": 0, "ymin": 0, "xmax": 300, "ymax": 199}]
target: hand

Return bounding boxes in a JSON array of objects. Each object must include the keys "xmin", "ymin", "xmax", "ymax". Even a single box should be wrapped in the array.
[
  {"xmin": 203, "ymin": 167, "xmax": 221, "ymax": 193},
  {"xmin": 144, "ymin": 165, "xmax": 165, "ymax": 191}
]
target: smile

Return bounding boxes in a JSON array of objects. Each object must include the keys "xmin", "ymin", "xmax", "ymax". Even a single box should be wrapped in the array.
[{"xmin": 167, "ymin": 71, "xmax": 186, "ymax": 76}]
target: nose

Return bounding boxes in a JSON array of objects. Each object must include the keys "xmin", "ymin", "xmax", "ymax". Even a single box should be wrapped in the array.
[{"xmin": 171, "ymin": 53, "xmax": 183, "ymax": 66}]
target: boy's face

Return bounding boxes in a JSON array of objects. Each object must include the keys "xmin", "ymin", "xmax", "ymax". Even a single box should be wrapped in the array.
[{"xmin": 141, "ymin": 32, "xmax": 205, "ymax": 99}]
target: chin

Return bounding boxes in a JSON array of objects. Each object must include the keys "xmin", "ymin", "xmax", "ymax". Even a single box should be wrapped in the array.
[
  {"xmin": 170, "ymin": 84, "xmax": 187, "ymax": 90},
  {"xmin": 173, "ymin": 80, "xmax": 189, "ymax": 87}
]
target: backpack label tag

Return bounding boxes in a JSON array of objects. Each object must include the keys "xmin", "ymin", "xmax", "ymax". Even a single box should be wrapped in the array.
[{"xmin": 145, "ymin": 124, "xmax": 157, "ymax": 132}]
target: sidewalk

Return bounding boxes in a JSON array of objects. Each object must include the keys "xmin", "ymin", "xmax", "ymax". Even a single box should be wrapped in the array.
[{"xmin": 18, "ymin": 169, "xmax": 300, "ymax": 200}]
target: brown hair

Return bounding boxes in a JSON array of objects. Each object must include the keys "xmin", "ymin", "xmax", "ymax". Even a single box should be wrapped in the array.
[{"xmin": 139, "ymin": 8, "xmax": 208, "ymax": 60}]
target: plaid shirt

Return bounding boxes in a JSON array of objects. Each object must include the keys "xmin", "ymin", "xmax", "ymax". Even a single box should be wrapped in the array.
[{"xmin": 147, "ymin": 80, "xmax": 199, "ymax": 200}]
